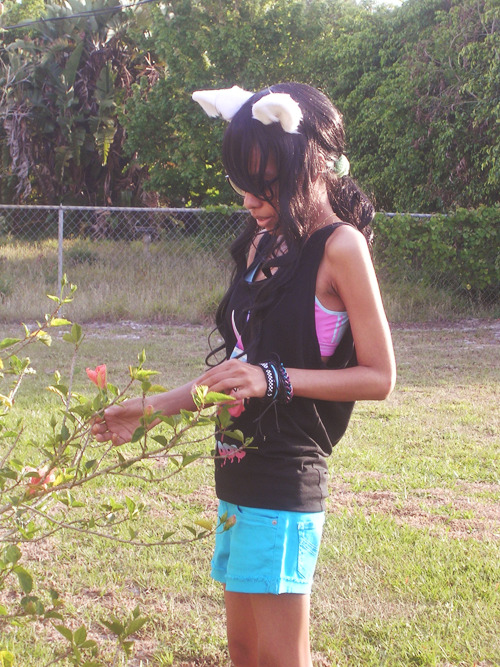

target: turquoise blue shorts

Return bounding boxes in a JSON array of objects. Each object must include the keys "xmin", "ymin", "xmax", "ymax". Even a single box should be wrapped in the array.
[{"xmin": 211, "ymin": 500, "xmax": 325, "ymax": 595}]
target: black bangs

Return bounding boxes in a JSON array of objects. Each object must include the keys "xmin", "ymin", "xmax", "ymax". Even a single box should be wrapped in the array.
[{"xmin": 222, "ymin": 104, "xmax": 279, "ymax": 200}]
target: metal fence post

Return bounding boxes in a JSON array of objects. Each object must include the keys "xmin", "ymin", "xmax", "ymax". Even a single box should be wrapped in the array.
[{"xmin": 58, "ymin": 204, "xmax": 64, "ymax": 289}]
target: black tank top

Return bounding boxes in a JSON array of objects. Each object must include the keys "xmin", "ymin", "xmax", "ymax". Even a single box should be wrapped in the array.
[{"xmin": 215, "ymin": 223, "xmax": 356, "ymax": 512}]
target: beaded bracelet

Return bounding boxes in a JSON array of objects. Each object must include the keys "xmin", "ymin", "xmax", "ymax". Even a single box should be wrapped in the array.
[{"xmin": 276, "ymin": 362, "xmax": 294, "ymax": 404}]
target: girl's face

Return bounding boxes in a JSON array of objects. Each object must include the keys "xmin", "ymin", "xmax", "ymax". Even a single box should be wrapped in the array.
[{"xmin": 228, "ymin": 151, "xmax": 280, "ymax": 233}]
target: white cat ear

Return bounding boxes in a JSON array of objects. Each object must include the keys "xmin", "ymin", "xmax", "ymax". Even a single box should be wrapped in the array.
[
  {"xmin": 251, "ymin": 93, "xmax": 303, "ymax": 134},
  {"xmin": 192, "ymin": 86, "xmax": 254, "ymax": 121}
]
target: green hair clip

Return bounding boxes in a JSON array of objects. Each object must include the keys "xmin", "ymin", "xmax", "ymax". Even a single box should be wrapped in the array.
[{"xmin": 326, "ymin": 154, "xmax": 350, "ymax": 178}]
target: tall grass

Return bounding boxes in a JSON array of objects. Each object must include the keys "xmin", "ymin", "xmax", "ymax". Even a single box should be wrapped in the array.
[
  {"xmin": 1, "ymin": 238, "xmax": 497, "ymax": 323},
  {"xmin": 0, "ymin": 238, "xmax": 231, "ymax": 324}
]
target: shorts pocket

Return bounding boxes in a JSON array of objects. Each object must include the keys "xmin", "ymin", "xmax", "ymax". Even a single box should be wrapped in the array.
[
  {"xmin": 297, "ymin": 519, "xmax": 322, "ymax": 580},
  {"xmin": 229, "ymin": 506, "xmax": 279, "ymax": 580}
]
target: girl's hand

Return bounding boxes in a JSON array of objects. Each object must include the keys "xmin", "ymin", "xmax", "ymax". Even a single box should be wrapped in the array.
[
  {"xmin": 92, "ymin": 396, "xmax": 150, "ymax": 446},
  {"xmin": 198, "ymin": 359, "xmax": 267, "ymax": 401},
  {"xmin": 91, "ymin": 381, "xmax": 199, "ymax": 446}
]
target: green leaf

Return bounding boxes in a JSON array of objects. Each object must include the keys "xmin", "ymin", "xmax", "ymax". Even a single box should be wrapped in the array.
[
  {"xmin": 204, "ymin": 390, "xmax": 233, "ymax": 404},
  {"xmin": 3, "ymin": 544, "xmax": 22, "ymax": 565},
  {"xmin": 63, "ymin": 323, "xmax": 83, "ymax": 344},
  {"xmin": 221, "ymin": 429, "xmax": 246, "ymax": 444},
  {"xmin": 13, "ymin": 566, "xmax": 33, "ymax": 593},
  {"xmin": 37, "ymin": 331, "xmax": 52, "ymax": 347},
  {"xmin": 131, "ymin": 426, "xmax": 145, "ymax": 443},
  {"xmin": 121, "ymin": 640, "xmax": 134, "ymax": 655},
  {"xmin": 71, "ymin": 323, "xmax": 83, "ymax": 342},
  {"xmin": 0, "ymin": 650, "xmax": 15, "ymax": 667},
  {"xmin": 134, "ymin": 369, "xmax": 159, "ymax": 381},
  {"xmin": 151, "ymin": 435, "xmax": 169, "ymax": 447},
  {"xmin": 101, "ymin": 618, "xmax": 124, "ymax": 635},
  {"xmin": 146, "ymin": 384, "xmax": 167, "ymax": 393},
  {"xmin": 58, "ymin": 424, "xmax": 70, "ymax": 442},
  {"xmin": 125, "ymin": 496, "xmax": 136, "ymax": 515},
  {"xmin": 50, "ymin": 318, "xmax": 72, "ymax": 327},
  {"xmin": 0, "ymin": 338, "xmax": 21, "ymax": 350},
  {"xmin": 0, "ymin": 395, "xmax": 13, "ymax": 409},
  {"xmin": 162, "ymin": 531, "xmax": 175, "ymax": 541},
  {"xmin": 157, "ymin": 415, "xmax": 178, "ymax": 428},
  {"xmin": 123, "ymin": 615, "xmax": 147, "ymax": 637},
  {"xmin": 47, "ymin": 383, "xmax": 69, "ymax": 399},
  {"xmin": 55, "ymin": 624, "xmax": 74, "ymax": 642},
  {"xmin": 73, "ymin": 625, "xmax": 87, "ymax": 645},
  {"xmin": 181, "ymin": 452, "xmax": 202, "ymax": 467},
  {"xmin": 44, "ymin": 610, "xmax": 64, "ymax": 620},
  {"xmin": 21, "ymin": 595, "xmax": 44, "ymax": 615}
]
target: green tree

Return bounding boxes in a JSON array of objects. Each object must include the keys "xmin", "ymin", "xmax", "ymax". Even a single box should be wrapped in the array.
[
  {"xmin": 123, "ymin": 0, "xmax": 329, "ymax": 206},
  {"xmin": 324, "ymin": 0, "xmax": 500, "ymax": 212},
  {"xmin": 0, "ymin": 0, "xmax": 154, "ymax": 205}
]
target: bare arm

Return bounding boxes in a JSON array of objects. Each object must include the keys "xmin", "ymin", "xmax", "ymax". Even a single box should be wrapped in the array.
[
  {"xmin": 198, "ymin": 226, "xmax": 396, "ymax": 402},
  {"xmin": 92, "ymin": 379, "xmax": 201, "ymax": 446},
  {"xmin": 290, "ymin": 225, "xmax": 396, "ymax": 400}
]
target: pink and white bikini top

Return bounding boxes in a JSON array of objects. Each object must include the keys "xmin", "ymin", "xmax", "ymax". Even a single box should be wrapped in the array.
[{"xmin": 315, "ymin": 297, "xmax": 349, "ymax": 357}]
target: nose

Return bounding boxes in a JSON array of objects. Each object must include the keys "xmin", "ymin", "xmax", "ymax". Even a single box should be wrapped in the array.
[{"xmin": 243, "ymin": 191, "xmax": 262, "ymax": 209}]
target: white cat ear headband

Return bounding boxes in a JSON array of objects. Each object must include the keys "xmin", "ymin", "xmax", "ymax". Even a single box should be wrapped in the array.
[
  {"xmin": 192, "ymin": 85, "xmax": 303, "ymax": 134},
  {"xmin": 192, "ymin": 85, "xmax": 350, "ymax": 176}
]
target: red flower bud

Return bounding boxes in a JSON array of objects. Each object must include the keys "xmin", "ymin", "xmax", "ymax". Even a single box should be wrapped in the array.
[{"xmin": 86, "ymin": 364, "xmax": 107, "ymax": 389}]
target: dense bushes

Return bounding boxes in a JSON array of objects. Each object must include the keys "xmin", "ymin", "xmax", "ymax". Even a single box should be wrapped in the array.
[{"xmin": 373, "ymin": 206, "xmax": 500, "ymax": 302}]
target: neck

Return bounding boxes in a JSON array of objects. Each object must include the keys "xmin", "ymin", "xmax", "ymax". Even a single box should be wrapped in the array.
[{"xmin": 311, "ymin": 185, "xmax": 342, "ymax": 230}]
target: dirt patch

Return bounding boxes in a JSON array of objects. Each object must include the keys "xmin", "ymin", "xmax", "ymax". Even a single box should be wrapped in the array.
[{"xmin": 327, "ymin": 475, "xmax": 500, "ymax": 540}]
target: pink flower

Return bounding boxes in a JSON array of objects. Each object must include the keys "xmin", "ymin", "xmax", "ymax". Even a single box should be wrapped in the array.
[
  {"xmin": 86, "ymin": 364, "xmax": 107, "ymax": 389},
  {"xmin": 227, "ymin": 398, "xmax": 245, "ymax": 418},
  {"xmin": 26, "ymin": 466, "xmax": 57, "ymax": 496}
]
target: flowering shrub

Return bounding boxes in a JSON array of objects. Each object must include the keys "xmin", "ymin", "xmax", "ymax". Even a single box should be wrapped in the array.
[{"xmin": 0, "ymin": 277, "xmax": 248, "ymax": 665}]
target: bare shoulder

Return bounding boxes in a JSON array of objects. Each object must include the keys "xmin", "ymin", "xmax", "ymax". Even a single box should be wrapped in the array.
[{"xmin": 324, "ymin": 223, "xmax": 371, "ymax": 266}]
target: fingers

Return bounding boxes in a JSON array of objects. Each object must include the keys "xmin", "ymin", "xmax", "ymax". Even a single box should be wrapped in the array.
[
  {"xmin": 199, "ymin": 360, "xmax": 266, "ymax": 399},
  {"xmin": 91, "ymin": 415, "xmax": 124, "ymax": 445}
]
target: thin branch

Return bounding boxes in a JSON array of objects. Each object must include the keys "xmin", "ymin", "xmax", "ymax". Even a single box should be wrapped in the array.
[{"xmin": 21, "ymin": 504, "xmax": 215, "ymax": 547}]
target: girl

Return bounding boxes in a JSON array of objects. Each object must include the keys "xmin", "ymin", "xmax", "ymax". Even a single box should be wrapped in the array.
[{"xmin": 93, "ymin": 82, "xmax": 396, "ymax": 667}]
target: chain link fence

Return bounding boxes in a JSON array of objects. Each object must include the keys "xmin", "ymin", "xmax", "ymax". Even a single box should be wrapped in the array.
[
  {"xmin": 0, "ymin": 204, "xmax": 245, "ymax": 323},
  {"xmin": 0, "ymin": 205, "xmax": 497, "ymax": 323}
]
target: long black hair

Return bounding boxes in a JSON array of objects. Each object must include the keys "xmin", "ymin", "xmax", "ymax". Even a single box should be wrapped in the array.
[{"xmin": 208, "ymin": 82, "xmax": 375, "ymax": 365}]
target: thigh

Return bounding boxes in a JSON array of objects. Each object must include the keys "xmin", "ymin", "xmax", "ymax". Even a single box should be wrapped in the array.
[
  {"xmin": 251, "ymin": 592, "xmax": 312, "ymax": 667},
  {"xmin": 224, "ymin": 589, "xmax": 259, "ymax": 667},
  {"xmin": 224, "ymin": 590, "xmax": 312, "ymax": 667}
]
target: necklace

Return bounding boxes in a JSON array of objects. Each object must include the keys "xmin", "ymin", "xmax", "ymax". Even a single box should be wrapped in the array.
[{"xmin": 316, "ymin": 210, "xmax": 343, "ymax": 228}]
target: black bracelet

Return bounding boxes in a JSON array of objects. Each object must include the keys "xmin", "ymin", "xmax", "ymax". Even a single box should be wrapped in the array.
[{"xmin": 257, "ymin": 358, "xmax": 293, "ymax": 405}]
